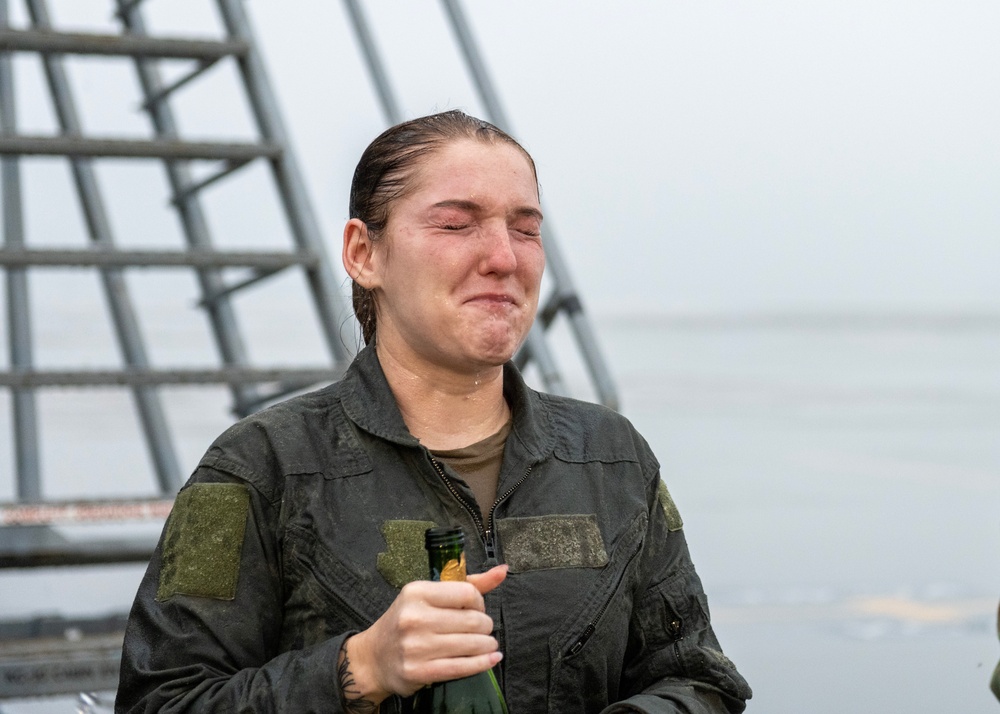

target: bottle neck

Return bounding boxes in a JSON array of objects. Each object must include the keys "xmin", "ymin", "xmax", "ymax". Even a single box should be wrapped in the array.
[{"xmin": 428, "ymin": 545, "xmax": 466, "ymax": 582}]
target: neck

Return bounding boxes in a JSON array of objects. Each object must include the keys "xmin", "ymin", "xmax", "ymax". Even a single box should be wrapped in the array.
[{"xmin": 375, "ymin": 343, "xmax": 510, "ymax": 451}]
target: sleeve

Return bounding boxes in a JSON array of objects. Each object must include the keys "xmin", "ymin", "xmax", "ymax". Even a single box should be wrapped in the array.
[
  {"xmin": 115, "ymin": 466, "xmax": 353, "ymax": 714},
  {"xmin": 601, "ymin": 473, "xmax": 752, "ymax": 714}
]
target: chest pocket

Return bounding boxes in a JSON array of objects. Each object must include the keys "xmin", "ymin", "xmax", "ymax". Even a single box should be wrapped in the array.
[
  {"xmin": 494, "ymin": 510, "xmax": 646, "ymax": 713},
  {"xmin": 545, "ymin": 510, "xmax": 647, "ymax": 711},
  {"xmin": 282, "ymin": 523, "xmax": 392, "ymax": 650}
]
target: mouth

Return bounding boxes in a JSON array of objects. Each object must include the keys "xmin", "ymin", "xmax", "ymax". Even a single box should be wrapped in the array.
[{"xmin": 465, "ymin": 292, "xmax": 518, "ymax": 307}]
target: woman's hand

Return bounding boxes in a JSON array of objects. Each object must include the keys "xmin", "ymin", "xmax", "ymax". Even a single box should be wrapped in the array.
[{"xmin": 338, "ymin": 564, "xmax": 509, "ymax": 709}]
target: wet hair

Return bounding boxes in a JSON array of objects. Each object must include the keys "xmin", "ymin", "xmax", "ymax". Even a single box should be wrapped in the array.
[{"xmin": 348, "ymin": 109, "xmax": 538, "ymax": 344}]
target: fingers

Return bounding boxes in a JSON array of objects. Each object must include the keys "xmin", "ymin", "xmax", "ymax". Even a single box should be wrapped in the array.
[
  {"xmin": 396, "ymin": 598, "xmax": 495, "ymax": 637},
  {"xmin": 384, "ymin": 620, "xmax": 502, "ymax": 696},
  {"xmin": 466, "ymin": 564, "xmax": 509, "ymax": 596},
  {"xmin": 356, "ymin": 566, "xmax": 509, "ymax": 698},
  {"xmin": 405, "ymin": 567, "xmax": 507, "ymax": 612},
  {"xmin": 399, "ymin": 631, "xmax": 499, "ymax": 664},
  {"xmin": 414, "ymin": 650, "xmax": 504, "ymax": 686}
]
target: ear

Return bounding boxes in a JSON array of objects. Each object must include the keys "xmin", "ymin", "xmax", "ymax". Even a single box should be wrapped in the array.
[{"xmin": 342, "ymin": 218, "xmax": 381, "ymax": 289}]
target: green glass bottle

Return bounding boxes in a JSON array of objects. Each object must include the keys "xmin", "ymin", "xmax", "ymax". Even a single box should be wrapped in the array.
[{"xmin": 411, "ymin": 527, "xmax": 508, "ymax": 714}]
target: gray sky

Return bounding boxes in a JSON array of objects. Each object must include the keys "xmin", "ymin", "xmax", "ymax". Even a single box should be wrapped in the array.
[
  {"xmin": 5, "ymin": 1, "xmax": 1000, "ymax": 318},
  {"xmin": 250, "ymin": 1, "xmax": 1000, "ymax": 318}
]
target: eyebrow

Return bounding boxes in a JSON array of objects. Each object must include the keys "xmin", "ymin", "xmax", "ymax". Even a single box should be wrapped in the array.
[{"xmin": 430, "ymin": 199, "xmax": 544, "ymax": 222}]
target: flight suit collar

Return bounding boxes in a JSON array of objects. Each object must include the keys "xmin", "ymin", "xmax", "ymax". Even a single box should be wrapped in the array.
[{"xmin": 341, "ymin": 344, "xmax": 555, "ymax": 462}]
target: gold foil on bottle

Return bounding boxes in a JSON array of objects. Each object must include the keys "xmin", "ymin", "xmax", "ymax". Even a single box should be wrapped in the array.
[{"xmin": 439, "ymin": 552, "xmax": 467, "ymax": 582}]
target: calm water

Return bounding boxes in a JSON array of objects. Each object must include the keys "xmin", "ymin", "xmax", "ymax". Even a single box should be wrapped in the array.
[
  {"xmin": 2, "ymin": 308, "xmax": 999, "ymax": 712},
  {"xmin": 600, "ymin": 316, "xmax": 1000, "ymax": 714}
]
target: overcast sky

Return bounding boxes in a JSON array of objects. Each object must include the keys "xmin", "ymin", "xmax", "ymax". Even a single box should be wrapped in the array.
[
  {"xmin": 5, "ymin": 1, "xmax": 1000, "ymax": 319},
  {"xmin": 245, "ymin": 1, "xmax": 1000, "ymax": 318}
]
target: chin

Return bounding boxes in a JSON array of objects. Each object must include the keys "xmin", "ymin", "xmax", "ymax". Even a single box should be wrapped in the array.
[
  {"xmin": 466, "ymin": 336, "xmax": 523, "ymax": 367},
  {"xmin": 455, "ymin": 320, "xmax": 532, "ymax": 367},
  {"xmin": 461, "ymin": 345, "xmax": 513, "ymax": 368}
]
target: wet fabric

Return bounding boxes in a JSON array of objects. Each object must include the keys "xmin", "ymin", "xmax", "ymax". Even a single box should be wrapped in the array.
[{"xmin": 117, "ymin": 344, "xmax": 751, "ymax": 714}]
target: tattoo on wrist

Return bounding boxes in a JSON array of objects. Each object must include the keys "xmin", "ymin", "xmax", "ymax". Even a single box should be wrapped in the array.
[{"xmin": 338, "ymin": 641, "xmax": 378, "ymax": 714}]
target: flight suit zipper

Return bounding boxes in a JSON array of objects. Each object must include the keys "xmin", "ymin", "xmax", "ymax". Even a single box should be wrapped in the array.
[
  {"xmin": 565, "ymin": 534, "xmax": 643, "ymax": 657},
  {"xmin": 428, "ymin": 455, "xmax": 534, "ymax": 694},
  {"xmin": 428, "ymin": 456, "xmax": 533, "ymax": 565}
]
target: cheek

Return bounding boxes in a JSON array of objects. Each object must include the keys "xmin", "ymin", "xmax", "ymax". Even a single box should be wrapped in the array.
[{"xmin": 519, "ymin": 248, "xmax": 546, "ymax": 291}]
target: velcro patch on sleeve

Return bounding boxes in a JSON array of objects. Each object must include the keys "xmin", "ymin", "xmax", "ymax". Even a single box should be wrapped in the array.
[
  {"xmin": 497, "ymin": 514, "xmax": 608, "ymax": 573},
  {"xmin": 377, "ymin": 519, "xmax": 437, "ymax": 589},
  {"xmin": 156, "ymin": 483, "xmax": 250, "ymax": 602},
  {"xmin": 657, "ymin": 480, "xmax": 684, "ymax": 532}
]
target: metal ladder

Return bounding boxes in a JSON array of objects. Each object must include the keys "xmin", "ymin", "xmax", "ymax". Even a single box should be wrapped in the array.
[
  {"xmin": 1, "ymin": 0, "xmax": 356, "ymax": 502},
  {"xmin": 1, "ymin": 0, "xmax": 617, "ymax": 536},
  {"xmin": 0, "ymin": 0, "xmax": 618, "ymax": 701}
]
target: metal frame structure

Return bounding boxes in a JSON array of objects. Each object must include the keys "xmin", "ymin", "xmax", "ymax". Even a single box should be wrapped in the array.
[
  {"xmin": 0, "ymin": 0, "xmax": 617, "ymax": 700},
  {"xmin": 1, "ymin": 0, "xmax": 354, "ymax": 533}
]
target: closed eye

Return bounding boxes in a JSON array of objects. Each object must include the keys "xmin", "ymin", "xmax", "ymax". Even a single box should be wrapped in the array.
[{"xmin": 511, "ymin": 221, "xmax": 541, "ymax": 238}]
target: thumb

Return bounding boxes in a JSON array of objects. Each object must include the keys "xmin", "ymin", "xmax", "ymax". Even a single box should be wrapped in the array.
[{"xmin": 466, "ymin": 564, "xmax": 508, "ymax": 596}]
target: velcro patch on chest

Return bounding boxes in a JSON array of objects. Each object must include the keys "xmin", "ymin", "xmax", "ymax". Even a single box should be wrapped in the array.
[
  {"xmin": 377, "ymin": 519, "xmax": 437, "ymax": 589},
  {"xmin": 496, "ymin": 514, "xmax": 608, "ymax": 573},
  {"xmin": 657, "ymin": 480, "xmax": 684, "ymax": 532},
  {"xmin": 156, "ymin": 483, "xmax": 250, "ymax": 602}
]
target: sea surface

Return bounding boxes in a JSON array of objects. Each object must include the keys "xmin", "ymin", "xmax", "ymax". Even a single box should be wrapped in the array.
[{"xmin": 1, "ymin": 303, "xmax": 999, "ymax": 713}]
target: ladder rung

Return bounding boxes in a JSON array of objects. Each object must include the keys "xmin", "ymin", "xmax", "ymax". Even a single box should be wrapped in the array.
[
  {"xmin": 0, "ymin": 28, "xmax": 249, "ymax": 60},
  {"xmin": 0, "ymin": 367, "xmax": 345, "ymax": 388},
  {"xmin": 0, "ymin": 525, "xmax": 158, "ymax": 569},
  {"xmin": 197, "ymin": 267, "xmax": 283, "ymax": 306},
  {"xmin": 139, "ymin": 58, "xmax": 218, "ymax": 111},
  {"xmin": 243, "ymin": 379, "xmax": 328, "ymax": 412},
  {"xmin": 0, "ymin": 134, "xmax": 281, "ymax": 161},
  {"xmin": 0, "ymin": 248, "xmax": 317, "ymax": 269},
  {"xmin": 171, "ymin": 158, "xmax": 253, "ymax": 203}
]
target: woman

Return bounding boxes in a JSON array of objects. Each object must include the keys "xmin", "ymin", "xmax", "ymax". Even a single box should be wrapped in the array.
[{"xmin": 116, "ymin": 110, "xmax": 751, "ymax": 713}]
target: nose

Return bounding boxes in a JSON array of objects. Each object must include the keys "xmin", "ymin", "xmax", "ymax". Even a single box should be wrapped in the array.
[{"xmin": 479, "ymin": 221, "xmax": 518, "ymax": 276}]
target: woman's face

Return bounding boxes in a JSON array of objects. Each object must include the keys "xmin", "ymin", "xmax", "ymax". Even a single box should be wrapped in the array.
[{"xmin": 367, "ymin": 138, "xmax": 545, "ymax": 375}]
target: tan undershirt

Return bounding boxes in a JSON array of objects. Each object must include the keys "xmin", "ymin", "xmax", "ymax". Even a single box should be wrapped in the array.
[{"xmin": 430, "ymin": 418, "xmax": 512, "ymax": 513}]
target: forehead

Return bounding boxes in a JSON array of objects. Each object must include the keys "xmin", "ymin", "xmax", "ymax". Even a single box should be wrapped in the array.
[{"xmin": 406, "ymin": 139, "xmax": 539, "ymax": 206}]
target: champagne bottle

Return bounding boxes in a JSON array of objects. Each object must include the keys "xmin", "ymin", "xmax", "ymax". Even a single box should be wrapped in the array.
[{"xmin": 411, "ymin": 527, "xmax": 508, "ymax": 714}]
